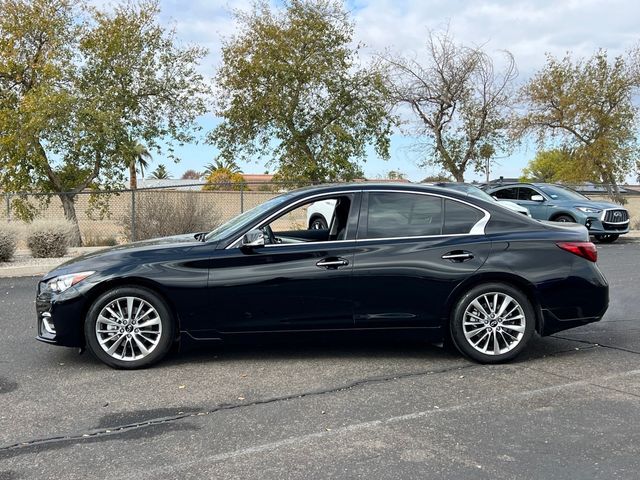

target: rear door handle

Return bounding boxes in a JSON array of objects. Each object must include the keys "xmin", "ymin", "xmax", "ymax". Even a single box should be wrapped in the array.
[
  {"xmin": 316, "ymin": 257, "xmax": 349, "ymax": 269},
  {"xmin": 442, "ymin": 251, "xmax": 474, "ymax": 262}
]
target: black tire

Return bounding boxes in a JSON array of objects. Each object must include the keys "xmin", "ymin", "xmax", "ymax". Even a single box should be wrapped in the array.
[
  {"xmin": 309, "ymin": 215, "xmax": 328, "ymax": 230},
  {"xmin": 450, "ymin": 283, "xmax": 535, "ymax": 364},
  {"xmin": 552, "ymin": 214, "xmax": 575, "ymax": 223},
  {"xmin": 84, "ymin": 286, "xmax": 175, "ymax": 369},
  {"xmin": 594, "ymin": 234, "xmax": 619, "ymax": 244}
]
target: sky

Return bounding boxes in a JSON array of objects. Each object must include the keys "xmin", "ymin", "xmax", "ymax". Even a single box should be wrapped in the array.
[{"xmin": 114, "ymin": 0, "xmax": 640, "ymax": 182}]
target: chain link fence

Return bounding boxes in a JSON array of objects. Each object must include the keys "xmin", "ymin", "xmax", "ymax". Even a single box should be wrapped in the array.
[
  {"xmin": 0, "ymin": 182, "xmax": 316, "ymax": 245},
  {"xmin": 2, "ymin": 181, "xmax": 639, "ymax": 245}
]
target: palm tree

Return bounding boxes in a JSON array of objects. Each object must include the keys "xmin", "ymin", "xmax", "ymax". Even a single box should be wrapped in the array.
[
  {"xmin": 203, "ymin": 158, "xmax": 241, "ymax": 176},
  {"xmin": 127, "ymin": 142, "xmax": 153, "ymax": 189},
  {"xmin": 149, "ymin": 164, "xmax": 170, "ymax": 180}
]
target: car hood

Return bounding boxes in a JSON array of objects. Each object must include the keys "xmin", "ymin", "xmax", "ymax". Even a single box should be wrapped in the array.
[
  {"xmin": 44, "ymin": 233, "xmax": 206, "ymax": 280},
  {"xmin": 570, "ymin": 200, "xmax": 624, "ymax": 210}
]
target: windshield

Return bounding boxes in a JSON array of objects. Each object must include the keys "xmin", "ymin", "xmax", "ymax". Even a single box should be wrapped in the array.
[
  {"xmin": 204, "ymin": 193, "xmax": 293, "ymax": 242},
  {"xmin": 537, "ymin": 184, "xmax": 589, "ymax": 201}
]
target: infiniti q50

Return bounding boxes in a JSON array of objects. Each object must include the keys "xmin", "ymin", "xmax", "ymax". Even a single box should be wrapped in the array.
[{"xmin": 36, "ymin": 183, "xmax": 609, "ymax": 368}]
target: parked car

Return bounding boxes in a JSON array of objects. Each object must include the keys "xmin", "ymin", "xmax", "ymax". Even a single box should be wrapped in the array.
[
  {"xmin": 37, "ymin": 183, "xmax": 608, "ymax": 368},
  {"xmin": 307, "ymin": 199, "xmax": 336, "ymax": 229},
  {"xmin": 432, "ymin": 182, "xmax": 531, "ymax": 217},
  {"xmin": 484, "ymin": 182, "xmax": 629, "ymax": 243}
]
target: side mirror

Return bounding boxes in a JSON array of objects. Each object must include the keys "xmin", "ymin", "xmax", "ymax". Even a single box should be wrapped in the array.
[
  {"xmin": 530, "ymin": 194, "xmax": 545, "ymax": 202},
  {"xmin": 242, "ymin": 229, "xmax": 265, "ymax": 248}
]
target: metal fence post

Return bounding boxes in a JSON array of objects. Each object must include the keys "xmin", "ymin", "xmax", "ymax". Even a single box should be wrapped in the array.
[
  {"xmin": 5, "ymin": 194, "xmax": 10, "ymax": 222},
  {"xmin": 131, "ymin": 190, "xmax": 136, "ymax": 242},
  {"xmin": 240, "ymin": 184, "xmax": 244, "ymax": 213}
]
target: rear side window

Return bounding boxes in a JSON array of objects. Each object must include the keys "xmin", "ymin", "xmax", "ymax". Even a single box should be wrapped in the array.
[
  {"xmin": 362, "ymin": 193, "xmax": 443, "ymax": 239},
  {"xmin": 443, "ymin": 199, "xmax": 484, "ymax": 234},
  {"xmin": 492, "ymin": 187, "xmax": 518, "ymax": 200}
]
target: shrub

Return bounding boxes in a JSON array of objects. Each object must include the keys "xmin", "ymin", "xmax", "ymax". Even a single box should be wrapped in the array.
[
  {"xmin": 121, "ymin": 191, "xmax": 221, "ymax": 241},
  {"xmin": 0, "ymin": 225, "xmax": 18, "ymax": 262},
  {"xmin": 26, "ymin": 219, "xmax": 75, "ymax": 258},
  {"xmin": 83, "ymin": 235, "xmax": 118, "ymax": 247}
]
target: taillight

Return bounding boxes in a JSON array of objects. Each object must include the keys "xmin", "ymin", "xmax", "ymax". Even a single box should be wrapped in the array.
[{"xmin": 556, "ymin": 242, "xmax": 598, "ymax": 262}]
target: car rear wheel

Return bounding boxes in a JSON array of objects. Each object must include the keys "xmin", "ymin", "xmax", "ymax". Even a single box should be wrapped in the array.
[
  {"xmin": 594, "ymin": 234, "xmax": 619, "ymax": 244},
  {"xmin": 309, "ymin": 216, "xmax": 328, "ymax": 230},
  {"xmin": 450, "ymin": 283, "xmax": 535, "ymax": 363},
  {"xmin": 84, "ymin": 286, "xmax": 174, "ymax": 369}
]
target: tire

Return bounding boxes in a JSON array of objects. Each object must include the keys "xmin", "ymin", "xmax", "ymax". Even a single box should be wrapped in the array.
[
  {"xmin": 450, "ymin": 283, "xmax": 535, "ymax": 364},
  {"xmin": 594, "ymin": 234, "xmax": 619, "ymax": 244},
  {"xmin": 552, "ymin": 214, "xmax": 575, "ymax": 223},
  {"xmin": 309, "ymin": 215, "xmax": 328, "ymax": 230},
  {"xmin": 84, "ymin": 286, "xmax": 175, "ymax": 369}
]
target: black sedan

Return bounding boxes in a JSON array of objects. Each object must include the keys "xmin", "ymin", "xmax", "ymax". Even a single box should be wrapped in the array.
[{"xmin": 36, "ymin": 183, "xmax": 609, "ymax": 368}]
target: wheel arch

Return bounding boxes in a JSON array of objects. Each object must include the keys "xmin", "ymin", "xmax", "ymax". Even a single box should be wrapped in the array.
[
  {"xmin": 549, "ymin": 211, "xmax": 577, "ymax": 222},
  {"xmin": 443, "ymin": 272, "xmax": 545, "ymax": 334},
  {"xmin": 81, "ymin": 276, "xmax": 182, "ymax": 343},
  {"xmin": 308, "ymin": 213, "xmax": 328, "ymax": 228}
]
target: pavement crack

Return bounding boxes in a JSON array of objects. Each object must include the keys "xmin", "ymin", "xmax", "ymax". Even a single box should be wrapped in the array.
[
  {"xmin": 0, "ymin": 338, "xmax": 630, "ymax": 456},
  {"xmin": 0, "ymin": 361, "xmax": 478, "ymax": 454}
]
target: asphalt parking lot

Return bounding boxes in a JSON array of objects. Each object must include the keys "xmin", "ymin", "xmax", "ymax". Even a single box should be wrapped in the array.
[{"xmin": 1, "ymin": 242, "xmax": 639, "ymax": 480}]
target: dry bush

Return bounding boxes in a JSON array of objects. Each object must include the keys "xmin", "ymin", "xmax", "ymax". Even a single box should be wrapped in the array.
[
  {"xmin": 121, "ymin": 192, "xmax": 221, "ymax": 241},
  {"xmin": 26, "ymin": 219, "xmax": 75, "ymax": 258},
  {"xmin": 0, "ymin": 225, "xmax": 18, "ymax": 262}
]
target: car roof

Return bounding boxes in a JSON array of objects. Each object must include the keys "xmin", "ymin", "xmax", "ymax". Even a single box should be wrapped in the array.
[{"xmin": 287, "ymin": 182, "xmax": 476, "ymax": 202}]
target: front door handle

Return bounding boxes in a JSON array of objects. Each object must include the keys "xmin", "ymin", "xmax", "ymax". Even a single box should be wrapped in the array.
[
  {"xmin": 316, "ymin": 257, "xmax": 349, "ymax": 269},
  {"xmin": 441, "ymin": 251, "xmax": 474, "ymax": 262}
]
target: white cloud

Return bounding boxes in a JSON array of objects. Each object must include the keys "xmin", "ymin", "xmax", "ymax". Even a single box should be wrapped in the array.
[{"xmin": 91, "ymin": 0, "xmax": 640, "ymax": 180}]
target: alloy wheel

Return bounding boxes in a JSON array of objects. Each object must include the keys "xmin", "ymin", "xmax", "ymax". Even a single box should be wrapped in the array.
[
  {"xmin": 95, "ymin": 296, "xmax": 163, "ymax": 361},
  {"xmin": 462, "ymin": 292, "xmax": 526, "ymax": 355}
]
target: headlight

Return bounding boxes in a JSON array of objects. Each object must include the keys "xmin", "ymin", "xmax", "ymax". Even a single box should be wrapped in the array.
[
  {"xmin": 576, "ymin": 206, "xmax": 602, "ymax": 214},
  {"xmin": 45, "ymin": 271, "xmax": 95, "ymax": 293}
]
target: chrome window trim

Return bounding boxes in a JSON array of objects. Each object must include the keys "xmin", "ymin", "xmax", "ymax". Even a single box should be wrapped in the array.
[{"xmin": 226, "ymin": 189, "xmax": 491, "ymax": 249}]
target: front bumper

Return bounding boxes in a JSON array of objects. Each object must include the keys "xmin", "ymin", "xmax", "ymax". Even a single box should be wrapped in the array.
[
  {"xmin": 584, "ymin": 216, "xmax": 629, "ymax": 235},
  {"xmin": 36, "ymin": 284, "xmax": 87, "ymax": 348}
]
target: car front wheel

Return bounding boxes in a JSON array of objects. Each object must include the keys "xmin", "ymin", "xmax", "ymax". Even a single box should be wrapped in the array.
[
  {"xmin": 309, "ymin": 216, "xmax": 328, "ymax": 230},
  {"xmin": 450, "ymin": 283, "xmax": 535, "ymax": 363},
  {"xmin": 84, "ymin": 286, "xmax": 174, "ymax": 369}
]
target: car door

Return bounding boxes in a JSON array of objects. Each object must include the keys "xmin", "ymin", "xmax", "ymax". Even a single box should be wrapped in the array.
[
  {"xmin": 204, "ymin": 193, "xmax": 361, "ymax": 334},
  {"xmin": 352, "ymin": 191, "xmax": 492, "ymax": 330},
  {"xmin": 516, "ymin": 186, "xmax": 549, "ymax": 219}
]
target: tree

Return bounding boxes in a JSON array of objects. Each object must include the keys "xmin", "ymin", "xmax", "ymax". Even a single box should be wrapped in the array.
[
  {"xmin": 0, "ymin": 0, "xmax": 209, "ymax": 244},
  {"xmin": 516, "ymin": 49, "xmax": 640, "ymax": 202},
  {"xmin": 181, "ymin": 169, "xmax": 202, "ymax": 180},
  {"xmin": 420, "ymin": 173, "xmax": 453, "ymax": 183},
  {"xmin": 202, "ymin": 169, "xmax": 246, "ymax": 191},
  {"xmin": 149, "ymin": 164, "xmax": 170, "ymax": 180},
  {"xmin": 520, "ymin": 149, "xmax": 584, "ymax": 183},
  {"xmin": 203, "ymin": 158, "xmax": 241, "ymax": 175},
  {"xmin": 383, "ymin": 29, "xmax": 517, "ymax": 182},
  {"xmin": 210, "ymin": 0, "xmax": 394, "ymax": 184},
  {"xmin": 379, "ymin": 170, "xmax": 407, "ymax": 180},
  {"xmin": 126, "ymin": 141, "xmax": 152, "ymax": 190}
]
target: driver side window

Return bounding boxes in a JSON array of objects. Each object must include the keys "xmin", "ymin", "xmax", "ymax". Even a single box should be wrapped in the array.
[{"xmin": 261, "ymin": 195, "xmax": 354, "ymax": 245}]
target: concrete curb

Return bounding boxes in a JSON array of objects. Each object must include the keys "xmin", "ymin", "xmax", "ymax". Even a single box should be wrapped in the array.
[{"xmin": 0, "ymin": 247, "xmax": 105, "ymax": 278}]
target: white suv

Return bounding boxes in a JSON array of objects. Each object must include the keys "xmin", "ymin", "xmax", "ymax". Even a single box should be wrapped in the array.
[{"xmin": 306, "ymin": 199, "xmax": 336, "ymax": 229}]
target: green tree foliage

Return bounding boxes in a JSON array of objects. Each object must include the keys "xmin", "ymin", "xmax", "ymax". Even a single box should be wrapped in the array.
[
  {"xmin": 202, "ymin": 169, "xmax": 246, "ymax": 191},
  {"xmin": 516, "ymin": 49, "xmax": 640, "ymax": 201},
  {"xmin": 203, "ymin": 158, "xmax": 241, "ymax": 175},
  {"xmin": 149, "ymin": 164, "xmax": 170, "ymax": 180},
  {"xmin": 210, "ymin": 0, "xmax": 394, "ymax": 184},
  {"xmin": 520, "ymin": 149, "xmax": 585, "ymax": 183},
  {"xmin": 384, "ymin": 30, "xmax": 517, "ymax": 182},
  {"xmin": 0, "ymin": 0, "xmax": 209, "ymax": 244},
  {"xmin": 420, "ymin": 173, "xmax": 453, "ymax": 183}
]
